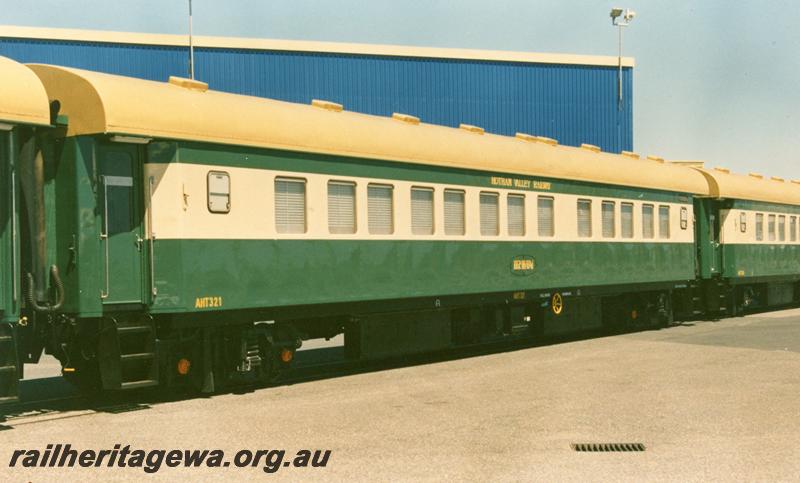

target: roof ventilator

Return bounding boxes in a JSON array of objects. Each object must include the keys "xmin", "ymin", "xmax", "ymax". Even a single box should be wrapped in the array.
[
  {"xmin": 581, "ymin": 143, "xmax": 601, "ymax": 153},
  {"xmin": 514, "ymin": 133, "xmax": 557, "ymax": 146},
  {"xmin": 749, "ymin": 173, "xmax": 764, "ymax": 179},
  {"xmin": 459, "ymin": 124, "xmax": 484, "ymax": 135},
  {"xmin": 646, "ymin": 155, "xmax": 665, "ymax": 163},
  {"xmin": 311, "ymin": 99, "xmax": 344, "ymax": 112},
  {"xmin": 621, "ymin": 151, "xmax": 640, "ymax": 159},
  {"xmin": 771, "ymin": 176, "xmax": 785, "ymax": 182},
  {"xmin": 714, "ymin": 167, "xmax": 731, "ymax": 174},
  {"xmin": 535, "ymin": 136, "xmax": 557, "ymax": 146},
  {"xmin": 168, "ymin": 76, "xmax": 209, "ymax": 92},
  {"xmin": 392, "ymin": 113, "xmax": 420, "ymax": 125}
]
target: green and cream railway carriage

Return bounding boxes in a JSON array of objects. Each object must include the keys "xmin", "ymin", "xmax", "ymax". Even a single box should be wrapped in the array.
[
  {"xmin": 692, "ymin": 168, "xmax": 800, "ymax": 311},
  {"xmin": 0, "ymin": 56, "xmax": 798, "ymax": 399}
]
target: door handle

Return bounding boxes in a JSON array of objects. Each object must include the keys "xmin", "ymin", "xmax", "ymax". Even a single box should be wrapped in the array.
[{"xmin": 136, "ymin": 235, "xmax": 144, "ymax": 251}]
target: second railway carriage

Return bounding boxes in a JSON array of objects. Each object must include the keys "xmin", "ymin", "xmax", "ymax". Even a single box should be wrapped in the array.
[
  {"xmin": 693, "ymin": 168, "xmax": 800, "ymax": 312},
  {"xmin": 24, "ymin": 63, "xmax": 710, "ymax": 391}
]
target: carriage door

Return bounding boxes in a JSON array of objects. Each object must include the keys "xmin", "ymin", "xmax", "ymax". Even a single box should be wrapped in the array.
[
  {"xmin": 98, "ymin": 143, "xmax": 144, "ymax": 305},
  {"xmin": 694, "ymin": 198, "xmax": 721, "ymax": 279}
]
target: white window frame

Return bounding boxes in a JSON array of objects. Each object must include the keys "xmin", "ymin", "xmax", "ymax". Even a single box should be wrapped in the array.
[
  {"xmin": 327, "ymin": 180, "xmax": 357, "ymax": 234},
  {"xmin": 507, "ymin": 193, "xmax": 526, "ymax": 237},
  {"xmin": 410, "ymin": 186, "xmax": 435, "ymax": 235},
  {"xmin": 601, "ymin": 200, "xmax": 616, "ymax": 238},
  {"xmin": 577, "ymin": 199, "xmax": 592, "ymax": 238},
  {"xmin": 621, "ymin": 202, "xmax": 634, "ymax": 239},
  {"xmin": 207, "ymin": 171, "xmax": 231, "ymax": 214},
  {"xmin": 443, "ymin": 189, "xmax": 466, "ymax": 236},
  {"xmin": 537, "ymin": 196, "xmax": 555, "ymax": 237},
  {"xmin": 274, "ymin": 177, "xmax": 307, "ymax": 234},
  {"xmin": 367, "ymin": 183, "xmax": 394, "ymax": 235},
  {"xmin": 479, "ymin": 191, "xmax": 500, "ymax": 236}
]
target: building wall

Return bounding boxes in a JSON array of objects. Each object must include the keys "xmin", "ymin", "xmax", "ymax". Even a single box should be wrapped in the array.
[{"xmin": 0, "ymin": 35, "xmax": 633, "ymax": 153}]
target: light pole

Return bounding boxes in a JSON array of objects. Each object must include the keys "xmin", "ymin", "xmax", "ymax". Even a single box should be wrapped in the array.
[
  {"xmin": 188, "ymin": 0, "xmax": 195, "ymax": 79},
  {"xmin": 610, "ymin": 7, "xmax": 635, "ymax": 109}
]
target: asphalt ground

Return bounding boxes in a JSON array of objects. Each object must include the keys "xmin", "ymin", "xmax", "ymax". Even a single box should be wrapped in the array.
[{"xmin": 1, "ymin": 310, "xmax": 799, "ymax": 481}]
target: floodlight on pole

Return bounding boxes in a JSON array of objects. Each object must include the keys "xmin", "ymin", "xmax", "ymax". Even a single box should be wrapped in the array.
[{"xmin": 610, "ymin": 7, "xmax": 635, "ymax": 108}]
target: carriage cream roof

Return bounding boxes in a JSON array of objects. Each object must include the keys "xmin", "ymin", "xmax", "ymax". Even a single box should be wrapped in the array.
[
  {"xmin": 29, "ymin": 63, "xmax": 711, "ymax": 195},
  {"xmin": 0, "ymin": 56, "xmax": 50, "ymax": 126},
  {"xmin": 693, "ymin": 168, "xmax": 800, "ymax": 206}
]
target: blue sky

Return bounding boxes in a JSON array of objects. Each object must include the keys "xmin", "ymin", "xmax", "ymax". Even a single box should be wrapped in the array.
[{"xmin": 2, "ymin": 0, "xmax": 798, "ymax": 179}]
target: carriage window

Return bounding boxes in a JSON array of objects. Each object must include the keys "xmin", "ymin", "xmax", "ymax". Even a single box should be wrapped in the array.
[
  {"xmin": 507, "ymin": 194, "xmax": 525, "ymax": 236},
  {"xmin": 411, "ymin": 187, "xmax": 434, "ymax": 235},
  {"xmin": 756, "ymin": 213, "xmax": 764, "ymax": 241},
  {"xmin": 479, "ymin": 192, "xmax": 499, "ymax": 236},
  {"xmin": 601, "ymin": 201, "xmax": 615, "ymax": 238},
  {"xmin": 642, "ymin": 204, "xmax": 654, "ymax": 239},
  {"xmin": 778, "ymin": 215, "xmax": 786, "ymax": 241},
  {"xmin": 658, "ymin": 205, "xmax": 670, "ymax": 239},
  {"xmin": 577, "ymin": 199, "xmax": 592, "ymax": 238},
  {"xmin": 328, "ymin": 181, "xmax": 356, "ymax": 234},
  {"xmin": 621, "ymin": 202, "xmax": 634, "ymax": 239},
  {"xmin": 740, "ymin": 212, "xmax": 747, "ymax": 233},
  {"xmin": 680, "ymin": 207, "xmax": 689, "ymax": 230},
  {"xmin": 791, "ymin": 217, "xmax": 797, "ymax": 242},
  {"xmin": 768, "ymin": 214, "xmax": 776, "ymax": 241},
  {"xmin": 275, "ymin": 178, "xmax": 306, "ymax": 233},
  {"xmin": 368, "ymin": 184, "xmax": 394, "ymax": 234},
  {"xmin": 444, "ymin": 189, "xmax": 465, "ymax": 235},
  {"xmin": 207, "ymin": 171, "xmax": 230, "ymax": 213},
  {"xmin": 537, "ymin": 196, "xmax": 554, "ymax": 237}
]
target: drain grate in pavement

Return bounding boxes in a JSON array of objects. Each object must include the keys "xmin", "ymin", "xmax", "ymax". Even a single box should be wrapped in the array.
[{"xmin": 572, "ymin": 443, "xmax": 646, "ymax": 452}]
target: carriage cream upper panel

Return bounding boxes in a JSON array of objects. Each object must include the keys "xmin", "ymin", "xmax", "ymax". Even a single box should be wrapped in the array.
[
  {"xmin": 0, "ymin": 56, "xmax": 50, "ymax": 126},
  {"xmin": 693, "ymin": 168, "xmax": 800, "ymax": 206},
  {"xmin": 28, "ymin": 64, "xmax": 710, "ymax": 195}
]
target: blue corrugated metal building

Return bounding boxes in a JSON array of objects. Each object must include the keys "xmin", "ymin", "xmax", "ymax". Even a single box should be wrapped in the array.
[{"xmin": 0, "ymin": 26, "xmax": 634, "ymax": 153}]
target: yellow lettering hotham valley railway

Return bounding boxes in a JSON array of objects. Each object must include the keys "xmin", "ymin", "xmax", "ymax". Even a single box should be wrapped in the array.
[{"xmin": 490, "ymin": 177, "xmax": 552, "ymax": 191}]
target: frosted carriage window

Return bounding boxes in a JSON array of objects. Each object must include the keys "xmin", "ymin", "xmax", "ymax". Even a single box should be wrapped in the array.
[
  {"xmin": 411, "ymin": 187, "xmax": 435, "ymax": 235},
  {"xmin": 658, "ymin": 205, "xmax": 670, "ymax": 239},
  {"xmin": 577, "ymin": 199, "xmax": 592, "ymax": 238},
  {"xmin": 275, "ymin": 178, "xmax": 306, "ymax": 234},
  {"xmin": 642, "ymin": 204, "xmax": 655, "ymax": 239},
  {"xmin": 740, "ymin": 212, "xmax": 747, "ymax": 233},
  {"xmin": 680, "ymin": 207, "xmax": 689, "ymax": 230},
  {"xmin": 207, "ymin": 171, "xmax": 231, "ymax": 213},
  {"xmin": 444, "ymin": 189, "xmax": 465, "ymax": 235},
  {"xmin": 537, "ymin": 196, "xmax": 554, "ymax": 237},
  {"xmin": 768, "ymin": 214, "xmax": 776, "ymax": 241},
  {"xmin": 601, "ymin": 201, "xmax": 615, "ymax": 238},
  {"xmin": 621, "ymin": 202, "xmax": 634, "ymax": 239},
  {"xmin": 479, "ymin": 192, "xmax": 499, "ymax": 236},
  {"xmin": 328, "ymin": 181, "xmax": 356, "ymax": 234},
  {"xmin": 368, "ymin": 184, "xmax": 394, "ymax": 234},
  {"xmin": 791, "ymin": 217, "xmax": 798, "ymax": 242},
  {"xmin": 755, "ymin": 213, "xmax": 764, "ymax": 241},
  {"xmin": 507, "ymin": 194, "xmax": 525, "ymax": 236},
  {"xmin": 778, "ymin": 215, "xmax": 786, "ymax": 241}
]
